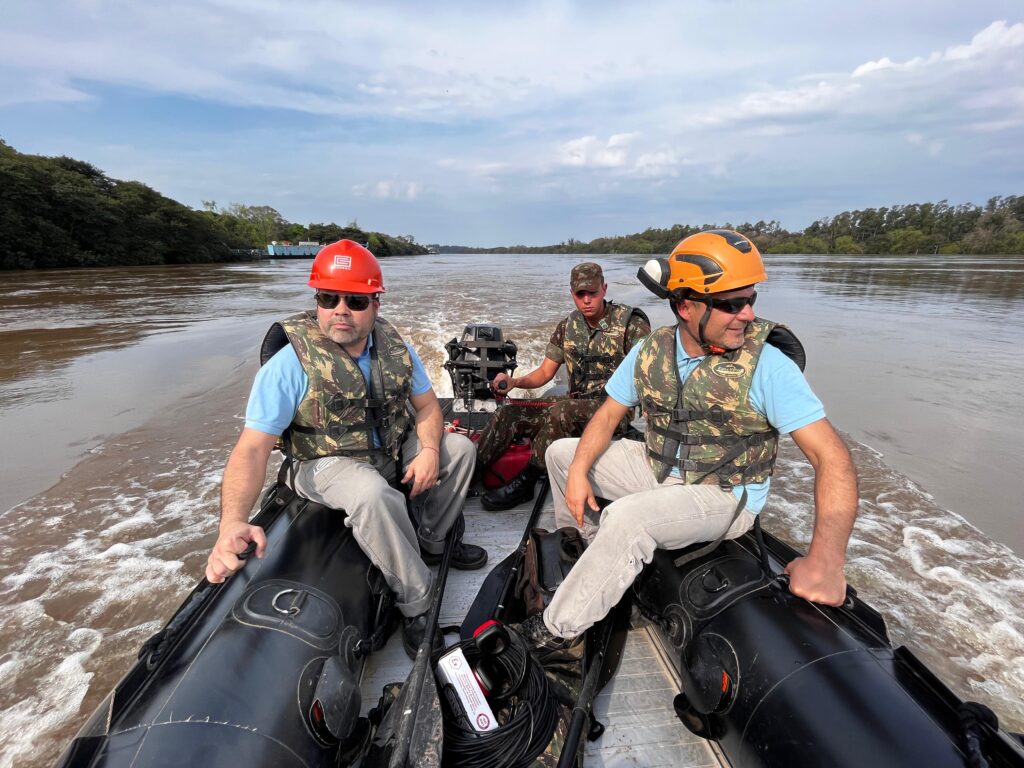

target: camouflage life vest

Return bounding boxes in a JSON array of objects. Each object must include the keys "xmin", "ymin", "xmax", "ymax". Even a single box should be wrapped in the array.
[
  {"xmin": 635, "ymin": 319, "xmax": 802, "ymax": 486},
  {"xmin": 272, "ymin": 311, "xmax": 413, "ymax": 463},
  {"xmin": 563, "ymin": 302, "xmax": 642, "ymax": 398}
]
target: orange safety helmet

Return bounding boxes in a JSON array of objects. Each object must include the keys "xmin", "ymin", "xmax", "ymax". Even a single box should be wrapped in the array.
[
  {"xmin": 308, "ymin": 240, "xmax": 385, "ymax": 294},
  {"xmin": 638, "ymin": 229, "xmax": 766, "ymax": 299}
]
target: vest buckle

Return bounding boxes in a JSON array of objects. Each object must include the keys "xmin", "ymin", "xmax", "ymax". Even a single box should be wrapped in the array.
[{"xmin": 706, "ymin": 405, "xmax": 729, "ymax": 425}]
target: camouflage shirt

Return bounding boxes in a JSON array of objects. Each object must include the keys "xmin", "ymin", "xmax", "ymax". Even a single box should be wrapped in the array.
[{"xmin": 546, "ymin": 302, "xmax": 650, "ymax": 397}]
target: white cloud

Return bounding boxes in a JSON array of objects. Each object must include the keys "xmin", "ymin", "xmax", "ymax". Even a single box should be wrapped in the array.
[
  {"xmin": 559, "ymin": 134, "xmax": 637, "ymax": 168},
  {"xmin": 554, "ymin": 133, "xmax": 690, "ymax": 178},
  {"xmin": 852, "ymin": 57, "xmax": 895, "ymax": 78},
  {"xmin": 905, "ymin": 132, "xmax": 943, "ymax": 156},
  {"xmin": 854, "ymin": 20, "xmax": 1024, "ymax": 77},
  {"xmin": 694, "ymin": 19, "xmax": 1024, "ymax": 137},
  {"xmin": 352, "ymin": 181, "xmax": 421, "ymax": 202}
]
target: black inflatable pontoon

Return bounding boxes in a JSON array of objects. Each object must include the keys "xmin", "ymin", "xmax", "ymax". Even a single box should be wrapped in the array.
[
  {"xmin": 633, "ymin": 520, "xmax": 1024, "ymax": 768},
  {"xmin": 57, "ymin": 482, "xmax": 392, "ymax": 768}
]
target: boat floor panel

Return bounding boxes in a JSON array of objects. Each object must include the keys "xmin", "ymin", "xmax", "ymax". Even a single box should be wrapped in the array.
[{"xmin": 358, "ymin": 490, "xmax": 725, "ymax": 767}]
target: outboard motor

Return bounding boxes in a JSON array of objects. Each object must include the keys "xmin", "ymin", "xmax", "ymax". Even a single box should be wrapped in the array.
[
  {"xmin": 444, "ymin": 324, "xmax": 518, "ymax": 411},
  {"xmin": 633, "ymin": 529, "xmax": 1024, "ymax": 768}
]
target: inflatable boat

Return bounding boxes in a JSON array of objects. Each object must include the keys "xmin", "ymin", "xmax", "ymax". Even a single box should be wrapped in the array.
[
  {"xmin": 57, "ymin": 480, "xmax": 394, "ymax": 767},
  {"xmin": 55, "ymin": 323, "xmax": 1024, "ymax": 767},
  {"xmin": 632, "ymin": 519, "xmax": 1024, "ymax": 768}
]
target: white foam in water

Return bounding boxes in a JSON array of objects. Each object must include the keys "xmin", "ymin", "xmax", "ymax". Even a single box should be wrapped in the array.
[
  {"xmin": 0, "ymin": 610, "xmax": 101, "ymax": 768},
  {"xmin": 765, "ymin": 436, "xmax": 1024, "ymax": 730},
  {"xmin": 0, "ymin": 440, "xmax": 232, "ymax": 767}
]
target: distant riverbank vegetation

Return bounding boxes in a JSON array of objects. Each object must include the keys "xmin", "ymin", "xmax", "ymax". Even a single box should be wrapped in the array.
[
  {"xmin": 434, "ymin": 195, "xmax": 1024, "ymax": 256},
  {"xmin": 0, "ymin": 140, "xmax": 427, "ymax": 270}
]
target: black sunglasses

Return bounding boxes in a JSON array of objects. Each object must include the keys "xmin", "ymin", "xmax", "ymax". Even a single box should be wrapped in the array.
[
  {"xmin": 315, "ymin": 292, "xmax": 375, "ymax": 311},
  {"xmin": 694, "ymin": 291, "xmax": 757, "ymax": 314}
]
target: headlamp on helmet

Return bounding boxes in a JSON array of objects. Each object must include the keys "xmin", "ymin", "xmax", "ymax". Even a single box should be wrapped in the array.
[{"xmin": 637, "ymin": 229, "xmax": 766, "ymax": 300}]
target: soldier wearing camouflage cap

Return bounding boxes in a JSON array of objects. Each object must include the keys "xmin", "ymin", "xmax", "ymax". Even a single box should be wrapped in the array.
[
  {"xmin": 204, "ymin": 240, "xmax": 486, "ymax": 660},
  {"xmin": 475, "ymin": 262, "xmax": 651, "ymax": 510},
  {"xmin": 516, "ymin": 230, "xmax": 859, "ymax": 651}
]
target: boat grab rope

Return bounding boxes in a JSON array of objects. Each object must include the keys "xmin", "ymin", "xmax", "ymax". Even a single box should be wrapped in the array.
[{"xmin": 960, "ymin": 701, "xmax": 999, "ymax": 768}]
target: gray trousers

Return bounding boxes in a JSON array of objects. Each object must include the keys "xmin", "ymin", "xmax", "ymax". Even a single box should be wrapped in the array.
[
  {"xmin": 543, "ymin": 437, "xmax": 755, "ymax": 639},
  {"xmin": 292, "ymin": 431, "xmax": 475, "ymax": 618}
]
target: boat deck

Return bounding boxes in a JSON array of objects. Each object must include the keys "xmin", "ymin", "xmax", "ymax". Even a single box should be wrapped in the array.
[{"xmin": 358, "ymin": 489, "xmax": 726, "ymax": 767}]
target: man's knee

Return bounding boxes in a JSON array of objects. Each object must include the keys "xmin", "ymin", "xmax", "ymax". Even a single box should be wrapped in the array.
[
  {"xmin": 442, "ymin": 432, "xmax": 475, "ymax": 468},
  {"xmin": 546, "ymin": 438, "xmax": 578, "ymax": 472},
  {"xmin": 331, "ymin": 473, "xmax": 399, "ymax": 517}
]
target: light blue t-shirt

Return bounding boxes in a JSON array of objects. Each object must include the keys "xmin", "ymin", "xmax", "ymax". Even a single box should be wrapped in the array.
[
  {"xmin": 605, "ymin": 328, "xmax": 825, "ymax": 513},
  {"xmin": 245, "ymin": 333, "xmax": 432, "ymax": 446}
]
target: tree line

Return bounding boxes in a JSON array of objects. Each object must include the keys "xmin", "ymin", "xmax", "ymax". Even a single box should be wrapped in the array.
[
  {"xmin": 4, "ymin": 137, "xmax": 1019, "ymax": 269},
  {"xmin": 0, "ymin": 140, "xmax": 427, "ymax": 270},
  {"xmin": 433, "ymin": 196, "xmax": 1024, "ymax": 256}
]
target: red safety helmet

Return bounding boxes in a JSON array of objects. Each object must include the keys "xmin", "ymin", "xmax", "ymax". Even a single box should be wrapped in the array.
[{"xmin": 308, "ymin": 240, "xmax": 385, "ymax": 294}]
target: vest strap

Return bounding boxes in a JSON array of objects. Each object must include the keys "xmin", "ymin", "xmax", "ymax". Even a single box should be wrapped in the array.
[
  {"xmin": 647, "ymin": 434, "xmax": 775, "ymax": 484},
  {"xmin": 649, "ymin": 425, "xmax": 772, "ymax": 448}
]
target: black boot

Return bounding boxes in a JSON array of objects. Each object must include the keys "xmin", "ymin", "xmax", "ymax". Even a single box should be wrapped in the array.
[
  {"xmin": 401, "ymin": 613, "xmax": 445, "ymax": 660},
  {"xmin": 421, "ymin": 540, "xmax": 488, "ymax": 570},
  {"xmin": 481, "ymin": 464, "xmax": 542, "ymax": 511},
  {"xmin": 421, "ymin": 515, "xmax": 489, "ymax": 570},
  {"xmin": 514, "ymin": 613, "xmax": 581, "ymax": 653}
]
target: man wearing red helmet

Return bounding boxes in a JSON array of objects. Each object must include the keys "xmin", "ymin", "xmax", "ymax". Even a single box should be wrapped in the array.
[
  {"xmin": 204, "ymin": 240, "xmax": 486, "ymax": 658},
  {"xmin": 517, "ymin": 230, "xmax": 859, "ymax": 650}
]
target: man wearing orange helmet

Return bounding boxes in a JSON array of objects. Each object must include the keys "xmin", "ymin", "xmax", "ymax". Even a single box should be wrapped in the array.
[
  {"xmin": 517, "ymin": 230, "xmax": 859, "ymax": 649},
  {"xmin": 204, "ymin": 240, "xmax": 486, "ymax": 658}
]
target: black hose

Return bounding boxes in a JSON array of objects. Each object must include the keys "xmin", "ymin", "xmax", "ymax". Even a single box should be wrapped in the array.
[{"xmin": 441, "ymin": 631, "xmax": 559, "ymax": 768}]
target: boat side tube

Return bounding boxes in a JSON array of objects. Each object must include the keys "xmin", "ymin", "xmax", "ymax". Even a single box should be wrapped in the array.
[
  {"xmin": 58, "ymin": 483, "xmax": 390, "ymax": 768},
  {"xmin": 633, "ymin": 531, "xmax": 1024, "ymax": 768}
]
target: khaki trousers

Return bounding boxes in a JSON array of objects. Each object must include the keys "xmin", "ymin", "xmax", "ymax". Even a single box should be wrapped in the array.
[
  {"xmin": 543, "ymin": 437, "xmax": 755, "ymax": 639},
  {"xmin": 292, "ymin": 431, "xmax": 475, "ymax": 618}
]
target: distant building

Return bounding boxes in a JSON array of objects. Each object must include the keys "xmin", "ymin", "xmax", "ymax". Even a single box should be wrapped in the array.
[{"xmin": 266, "ymin": 241, "xmax": 322, "ymax": 257}]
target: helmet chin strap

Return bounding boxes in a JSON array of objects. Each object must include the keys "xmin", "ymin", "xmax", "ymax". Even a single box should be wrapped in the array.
[{"xmin": 696, "ymin": 301, "xmax": 726, "ymax": 356}]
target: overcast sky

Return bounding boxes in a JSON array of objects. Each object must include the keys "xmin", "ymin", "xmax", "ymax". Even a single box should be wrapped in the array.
[{"xmin": 2, "ymin": 1, "xmax": 1022, "ymax": 246}]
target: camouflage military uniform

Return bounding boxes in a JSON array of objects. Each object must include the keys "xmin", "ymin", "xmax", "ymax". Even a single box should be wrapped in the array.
[
  {"xmin": 636, "ymin": 319, "xmax": 782, "ymax": 486},
  {"xmin": 474, "ymin": 304, "xmax": 650, "ymax": 471}
]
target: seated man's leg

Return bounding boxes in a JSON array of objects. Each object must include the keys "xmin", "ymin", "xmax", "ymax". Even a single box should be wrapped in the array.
[
  {"xmin": 542, "ymin": 482, "xmax": 755, "ymax": 640},
  {"xmin": 404, "ymin": 431, "xmax": 487, "ymax": 570},
  {"xmin": 546, "ymin": 436, "xmax": 654, "ymax": 538},
  {"xmin": 532, "ymin": 398, "xmax": 601, "ymax": 467},
  {"xmin": 474, "ymin": 402, "xmax": 534, "ymax": 469},
  {"xmin": 481, "ymin": 397, "xmax": 574, "ymax": 511},
  {"xmin": 292, "ymin": 456, "xmax": 433, "ymax": 619}
]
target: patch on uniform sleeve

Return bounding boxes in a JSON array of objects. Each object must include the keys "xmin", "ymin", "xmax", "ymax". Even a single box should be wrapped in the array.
[{"xmin": 712, "ymin": 362, "xmax": 747, "ymax": 378}]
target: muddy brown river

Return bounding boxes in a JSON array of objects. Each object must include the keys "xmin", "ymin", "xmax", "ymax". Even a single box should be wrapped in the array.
[{"xmin": 1, "ymin": 253, "xmax": 1022, "ymax": 766}]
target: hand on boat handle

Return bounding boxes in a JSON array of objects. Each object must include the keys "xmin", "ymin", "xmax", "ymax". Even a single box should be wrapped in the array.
[
  {"xmin": 490, "ymin": 373, "xmax": 512, "ymax": 392},
  {"xmin": 782, "ymin": 553, "xmax": 848, "ymax": 607},
  {"xmin": 205, "ymin": 520, "xmax": 267, "ymax": 584}
]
